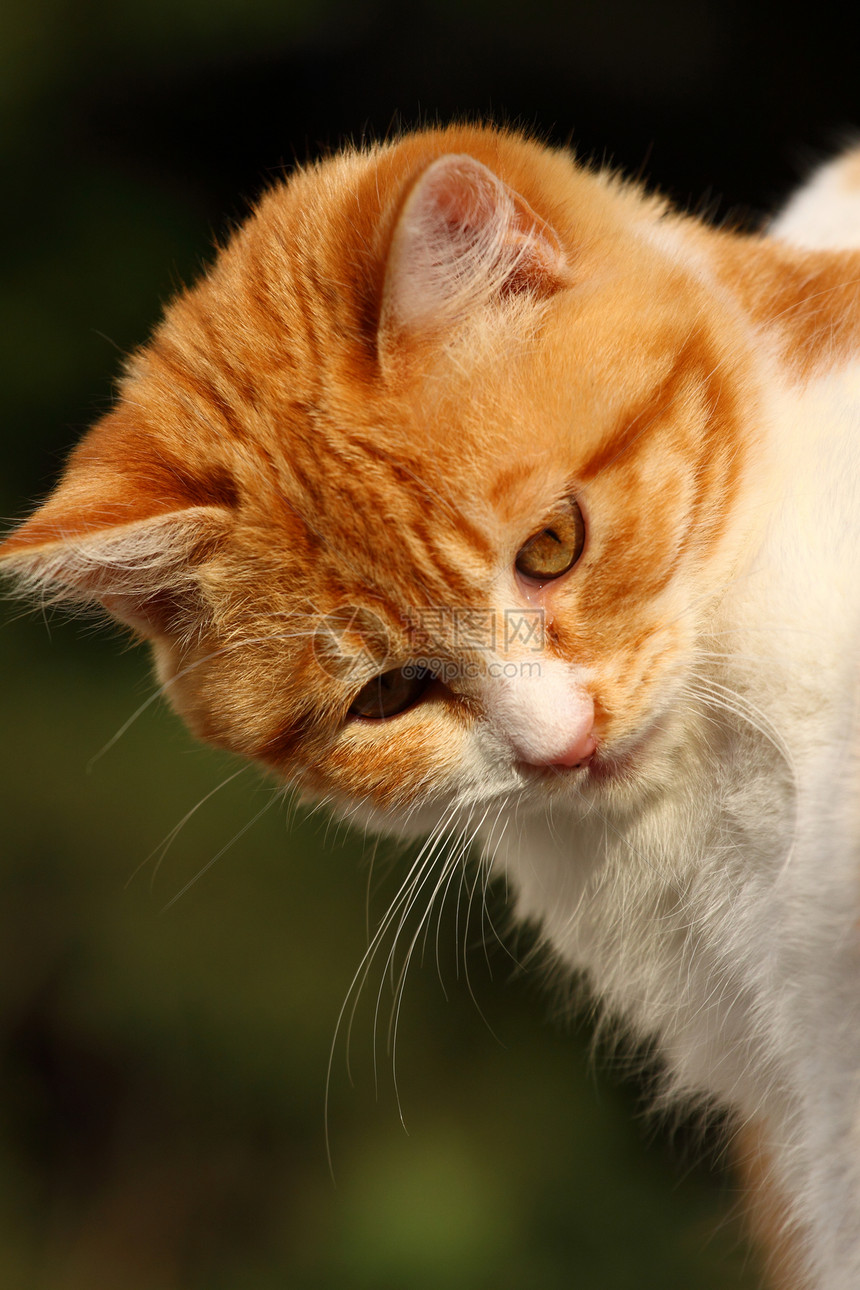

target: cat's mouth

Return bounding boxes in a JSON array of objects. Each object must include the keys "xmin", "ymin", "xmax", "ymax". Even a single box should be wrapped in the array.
[
  {"xmin": 587, "ymin": 744, "xmax": 637, "ymax": 784},
  {"xmin": 588, "ymin": 712, "xmax": 673, "ymax": 785},
  {"xmin": 517, "ymin": 758, "xmax": 590, "ymax": 782}
]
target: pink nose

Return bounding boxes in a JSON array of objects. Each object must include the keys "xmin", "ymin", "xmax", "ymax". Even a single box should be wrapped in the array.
[
  {"xmin": 520, "ymin": 727, "xmax": 596, "ymax": 770},
  {"xmin": 547, "ymin": 730, "xmax": 597, "ymax": 769},
  {"xmin": 491, "ymin": 673, "xmax": 596, "ymax": 771}
]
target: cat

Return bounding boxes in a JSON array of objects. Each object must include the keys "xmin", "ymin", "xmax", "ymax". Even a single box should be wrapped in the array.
[{"xmin": 4, "ymin": 123, "xmax": 860, "ymax": 1289}]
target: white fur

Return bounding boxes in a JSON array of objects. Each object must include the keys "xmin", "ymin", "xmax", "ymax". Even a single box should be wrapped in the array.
[
  {"xmin": 477, "ymin": 658, "xmax": 594, "ymax": 765},
  {"xmin": 474, "ymin": 168, "xmax": 860, "ymax": 1287},
  {"xmin": 771, "ymin": 148, "xmax": 860, "ymax": 248}
]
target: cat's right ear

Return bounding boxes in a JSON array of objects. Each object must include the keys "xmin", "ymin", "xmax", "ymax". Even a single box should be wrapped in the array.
[
  {"xmin": 0, "ymin": 412, "xmax": 235, "ymax": 639},
  {"xmin": 379, "ymin": 153, "xmax": 570, "ymax": 353}
]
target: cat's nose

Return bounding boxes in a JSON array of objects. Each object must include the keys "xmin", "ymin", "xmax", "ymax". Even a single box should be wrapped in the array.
[
  {"xmin": 545, "ymin": 729, "xmax": 597, "ymax": 769},
  {"xmin": 487, "ymin": 670, "xmax": 596, "ymax": 770},
  {"xmin": 517, "ymin": 724, "xmax": 596, "ymax": 770}
]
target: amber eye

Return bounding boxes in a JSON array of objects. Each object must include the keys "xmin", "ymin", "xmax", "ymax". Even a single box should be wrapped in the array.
[
  {"xmin": 515, "ymin": 497, "xmax": 585, "ymax": 580},
  {"xmin": 349, "ymin": 666, "xmax": 433, "ymax": 720}
]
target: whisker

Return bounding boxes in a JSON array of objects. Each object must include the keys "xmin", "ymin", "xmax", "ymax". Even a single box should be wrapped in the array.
[
  {"xmin": 684, "ymin": 677, "xmax": 797, "ymax": 780},
  {"xmin": 125, "ymin": 763, "xmax": 250, "ymax": 890},
  {"xmin": 160, "ymin": 787, "xmax": 282, "ymax": 911},
  {"xmin": 324, "ymin": 803, "xmax": 460, "ymax": 1172},
  {"xmin": 87, "ymin": 626, "xmax": 321, "ymax": 769}
]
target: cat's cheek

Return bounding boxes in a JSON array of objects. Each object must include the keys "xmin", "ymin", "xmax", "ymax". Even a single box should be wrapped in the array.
[
  {"xmin": 149, "ymin": 638, "xmax": 210, "ymax": 736},
  {"xmin": 597, "ymin": 637, "xmax": 694, "ymax": 759},
  {"xmin": 151, "ymin": 638, "xmax": 183, "ymax": 691},
  {"xmin": 147, "ymin": 637, "xmax": 291, "ymax": 760},
  {"xmin": 304, "ymin": 712, "xmax": 474, "ymax": 812},
  {"xmin": 151, "ymin": 645, "xmax": 244, "ymax": 752}
]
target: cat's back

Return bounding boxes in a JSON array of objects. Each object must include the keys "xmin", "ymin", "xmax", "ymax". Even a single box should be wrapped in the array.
[
  {"xmin": 729, "ymin": 150, "xmax": 860, "ymax": 657},
  {"xmin": 770, "ymin": 146, "xmax": 860, "ymax": 250}
]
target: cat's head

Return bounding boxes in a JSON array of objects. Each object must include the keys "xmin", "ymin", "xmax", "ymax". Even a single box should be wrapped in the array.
[{"xmin": 1, "ymin": 125, "xmax": 759, "ymax": 827}]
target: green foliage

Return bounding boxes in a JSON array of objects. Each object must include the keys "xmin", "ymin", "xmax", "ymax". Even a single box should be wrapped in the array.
[{"xmin": 0, "ymin": 616, "xmax": 759, "ymax": 1287}]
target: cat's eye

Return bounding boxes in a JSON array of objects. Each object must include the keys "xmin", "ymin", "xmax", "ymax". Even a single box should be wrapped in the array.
[
  {"xmin": 349, "ymin": 666, "xmax": 434, "ymax": 720},
  {"xmin": 515, "ymin": 497, "xmax": 585, "ymax": 580}
]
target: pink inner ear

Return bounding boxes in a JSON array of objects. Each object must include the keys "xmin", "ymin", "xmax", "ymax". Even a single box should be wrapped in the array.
[{"xmin": 380, "ymin": 153, "xmax": 569, "ymax": 340}]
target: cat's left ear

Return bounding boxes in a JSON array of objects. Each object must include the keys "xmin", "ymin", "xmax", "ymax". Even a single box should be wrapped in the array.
[
  {"xmin": 379, "ymin": 153, "xmax": 570, "ymax": 348},
  {"xmin": 0, "ymin": 412, "xmax": 235, "ymax": 639}
]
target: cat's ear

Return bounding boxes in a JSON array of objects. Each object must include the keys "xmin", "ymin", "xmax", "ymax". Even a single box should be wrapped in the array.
[
  {"xmin": 0, "ymin": 413, "xmax": 235, "ymax": 638},
  {"xmin": 380, "ymin": 153, "xmax": 569, "ymax": 345}
]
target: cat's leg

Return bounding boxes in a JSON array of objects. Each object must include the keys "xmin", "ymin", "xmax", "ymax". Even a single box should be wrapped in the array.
[
  {"xmin": 755, "ymin": 777, "xmax": 860, "ymax": 1289},
  {"xmin": 731, "ymin": 975, "xmax": 860, "ymax": 1290},
  {"xmin": 735, "ymin": 1121, "xmax": 809, "ymax": 1290},
  {"xmin": 770, "ymin": 147, "xmax": 860, "ymax": 248}
]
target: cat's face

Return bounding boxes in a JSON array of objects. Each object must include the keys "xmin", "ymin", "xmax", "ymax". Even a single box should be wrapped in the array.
[{"xmin": 1, "ymin": 126, "xmax": 757, "ymax": 826}]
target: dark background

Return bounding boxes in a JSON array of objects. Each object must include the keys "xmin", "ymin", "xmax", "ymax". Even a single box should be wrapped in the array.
[{"xmin": 2, "ymin": 2, "xmax": 858, "ymax": 1287}]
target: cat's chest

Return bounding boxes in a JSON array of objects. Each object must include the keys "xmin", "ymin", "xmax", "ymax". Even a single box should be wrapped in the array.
[{"xmin": 480, "ymin": 655, "xmax": 840, "ymax": 1020}]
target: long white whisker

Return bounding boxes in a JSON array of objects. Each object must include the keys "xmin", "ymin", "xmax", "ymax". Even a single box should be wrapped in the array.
[
  {"xmin": 324, "ymin": 802, "xmax": 459, "ymax": 1171},
  {"xmin": 125, "ymin": 763, "xmax": 250, "ymax": 890},
  {"xmin": 684, "ymin": 678, "xmax": 796, "ymax": 779},
  {"xmin": 160, "ymin": 787, "xmax": 281, "ymax": 911}
]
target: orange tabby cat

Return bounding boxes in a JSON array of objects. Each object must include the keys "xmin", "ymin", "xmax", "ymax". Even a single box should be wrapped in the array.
[{"xmin": 5, "ymin": 124, "xmax": 860, "ymax": 1288}]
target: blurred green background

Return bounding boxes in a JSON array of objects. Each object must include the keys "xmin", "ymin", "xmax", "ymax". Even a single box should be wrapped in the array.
[{"xmin": 2, "ymin": 2, "xmax": 858, "ymax": 1287}]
